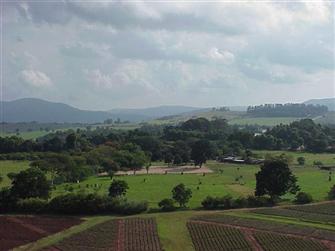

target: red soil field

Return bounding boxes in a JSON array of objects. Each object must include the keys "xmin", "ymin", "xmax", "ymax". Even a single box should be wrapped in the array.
[{"xmin": 0, "ymin": 216, "xmax": 82, "ymax": 251}]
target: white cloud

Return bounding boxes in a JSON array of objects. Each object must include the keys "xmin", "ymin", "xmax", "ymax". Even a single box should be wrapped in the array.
[
  {"xmin": 21, "ymin": 70, "xmax": 53, "ymax": 87},
  {"xmin": 208, "ymin": 48, "xmax": 235, "ymax": 64}
]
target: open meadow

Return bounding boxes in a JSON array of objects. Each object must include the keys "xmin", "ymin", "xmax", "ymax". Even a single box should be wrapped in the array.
[{"xmin": 1, "ymin": 150, "xmax": 334, "ymax": 209}]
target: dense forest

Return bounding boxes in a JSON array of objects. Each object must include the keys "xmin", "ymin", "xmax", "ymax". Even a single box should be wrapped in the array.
[{"xmin": 247, "ymin": 103, "xmax": 328, "ymax": 117}]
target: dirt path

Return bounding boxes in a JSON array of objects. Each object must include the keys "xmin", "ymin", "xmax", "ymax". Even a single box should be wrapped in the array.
[
  {"xmin": 114, "ymin": 165, "xmax": 213, "ymax": 176},
  {"xmin": 242, "ymin": 229, "xmax": 264, "ymax": 251}
]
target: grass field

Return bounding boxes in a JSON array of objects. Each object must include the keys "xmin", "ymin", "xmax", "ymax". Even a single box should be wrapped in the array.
[
  {"xmin": 228, "ymin": 117, "xmax": 300, "ymax": 126},
  {"xmin": 1, "ymin": 150, "xmax": 334, "ymax": 208},
  {"xmin": 0, "ymin": 160, "xmax": 30, "ymax": 187},
  {"xmin": 0, "ymin": 131, "xmax": 51, "ymax": 140}
]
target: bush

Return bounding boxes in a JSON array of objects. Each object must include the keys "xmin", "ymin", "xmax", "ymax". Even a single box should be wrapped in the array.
[
  {"xmin": 233, "ymin": 196, "xmax": 248, "ymax": 208},
  {"xmin": 246, "ymin": 195, "xmax": 274, "ymax": 207},
  {"xmin": 16, "ymin": 198, "xmax": 48, "ymax": 213},
  {"xmin": 158, "ymin": 198, "xmax": 176, "ymax": 212},
  {"xmin": 0, "ymin": 187, "xmax": 15, "ymax": 213},
  {"xmin": 328, "ymin": 185, "xmax": 335, "ymax": 200},
  {"xmin": 294, "ymin": 192, "xmax": 313, "ymax": 204},
  {"xmin": 48, "ymin": 193, "xmax": 147, "ymax": 215},
  {"xmin": 297, "ymin": 157, "xmax": 305, "ymax": 166},
  {"xmin": 201, "ymin": 195, "xmax": 235, "ymax": 210},
  {"xmin": 201, "ymin": 196, "xmax": 220, "ymax": 210}
]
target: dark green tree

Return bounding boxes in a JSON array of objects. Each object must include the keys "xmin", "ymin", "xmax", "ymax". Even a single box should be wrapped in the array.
[
  {"xmin": 11, "ymin": 168, "xmax": 51, "ymax": 199},
  {"xmin": 172, "ymin": 183, "xmax": 192, "ymax": 207},
  {"xmin": 108, "ymin": 180, "xmax": 129, "ymax": 198},
  {"xmin": 255, "ymin": 157, "xmax": 300, "ymax": 201},
  {"xmin": 191, "ymin": 139, "xmax": 212, "ymax": 168}
]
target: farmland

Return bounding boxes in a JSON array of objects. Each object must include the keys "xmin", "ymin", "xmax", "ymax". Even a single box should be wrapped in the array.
[
  {"xmin": 2, "ymin": 205, "xmax": 335, "ymax": 251},
  {"xmin": 0, "ymin": 216, "xmax": 82, "ymax": 251},
  {"xmin": 45, "ymin": 218, "xmax": 162, "ymax": 251},
  {"xmin": 254, "ymin": 232, "xmax": 327, "ymax": 251},
  {"xmin": 187, "ymin": 221, "xmax": 253, "ymax": 251}
]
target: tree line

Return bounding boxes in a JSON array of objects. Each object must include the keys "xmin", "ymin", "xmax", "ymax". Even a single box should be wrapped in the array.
[{"xmin": 247, "ymin": 103, "xmax": 328, "ymax": 117}]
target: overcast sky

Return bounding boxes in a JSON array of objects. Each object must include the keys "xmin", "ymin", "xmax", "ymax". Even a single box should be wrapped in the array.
[{"xmin": 3, "ymin": 1, "xmax": 335, "ymax": 110}]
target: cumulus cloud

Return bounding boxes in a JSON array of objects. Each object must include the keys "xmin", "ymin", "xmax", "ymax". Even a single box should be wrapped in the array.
[
  {"xmin": 20, "ymin": 70, "xmax": 53, "ymax": 88},
  {"xmin": 3, "ymin": 1, "xmax": 334, "ymax": 109}
]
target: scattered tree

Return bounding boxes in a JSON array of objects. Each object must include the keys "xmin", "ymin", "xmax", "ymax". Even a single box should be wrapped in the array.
[
  {"xmin": 255, "ymin": 157, "xmax": 300, "ymax": 201},
  {"xmin": 108, "ymin": 180, "xmax": 129, "ymax": 198},
  {"xmin": 172, "ymin": 183, "xmax": 192, "ymax": 207}
]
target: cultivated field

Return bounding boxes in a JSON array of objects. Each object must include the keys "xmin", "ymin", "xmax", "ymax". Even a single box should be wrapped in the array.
[
  {"xmin": 187, "ymin": 221, "xmax": 253, "ymax": 251},
  {"xmin": 254, "ymin": 231, "xmax": 327, "ymax": 251},
  {"xmin": 0, "ymin": 216, "xmax": 82, "ymax": 251},
  {"xmin": 46, "ymin": 218, "xmax": 162, "ymax": 251}
]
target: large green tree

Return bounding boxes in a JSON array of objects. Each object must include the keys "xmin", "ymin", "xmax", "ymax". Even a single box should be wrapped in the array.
[
  {"xmin": 11, "ymin": 168, "xmax": 51, "ymax": 199},
  {"xmin": 191, "ymin": 139, "xmax": 213, "ymax": 168},
  {"xmin": 255, "ymin": 157, "xmax": 300, "ymax": 200}
]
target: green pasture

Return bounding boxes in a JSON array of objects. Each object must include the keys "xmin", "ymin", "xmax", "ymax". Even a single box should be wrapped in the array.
[
  {"xmin": 1, "ymin": 150, "xmax": 334, "ymax": 208},
  {"xmin": 229, "ymin": 117, "xmax": 300, "ymax": 126},
  {"xmin": 0, "ymin": 160, "xmax": 30, "ymax": 187}
]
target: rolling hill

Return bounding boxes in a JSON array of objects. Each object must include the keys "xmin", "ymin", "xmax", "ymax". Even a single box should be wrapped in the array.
[
  {"xmin": 0, "ymin": 99, "xmax": 204, "ymax": 123},
  {"xmin": 1, "ymin": 98, "xmax": 113, "ymax": 123},
  {"xmin": 304, "ymin": 98, "xmax": 335, "ymax": 111}
]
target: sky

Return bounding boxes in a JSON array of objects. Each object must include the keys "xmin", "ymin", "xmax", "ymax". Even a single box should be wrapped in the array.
[{"xmin": 2, "ymin": 1, "xmax": 335, "ymax": 110}]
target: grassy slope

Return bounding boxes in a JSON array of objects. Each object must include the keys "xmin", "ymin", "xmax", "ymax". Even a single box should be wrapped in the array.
[
  {"xmin": 228, "ymin": 117, "xmax": 300, "ymax": 126},
  {"xmin": 0, "ymin": 160, "xmax": 30, "ymax": 187}
]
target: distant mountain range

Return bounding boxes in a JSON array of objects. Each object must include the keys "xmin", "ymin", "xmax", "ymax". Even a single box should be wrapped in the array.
[
  {"xmin": 1, "ymin": 97, "xmax": 334, "ymax": 123},
  {"xmin": 304, "ymin": 98, "xmax": 335, "ymax": 111},
  {"xmin": 0, "ymin": 98, "xmax": 203, "ymax": 123}
]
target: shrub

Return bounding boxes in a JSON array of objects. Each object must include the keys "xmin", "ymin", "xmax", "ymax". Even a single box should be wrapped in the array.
[
  {"xmin": 201, "ymin": 195, "xmax": 235, "ymax": 210},
  {"xmin": 328, "ymin": 185, "xmax": 335, "ymax": 200},
  {"xmin": 109, "ymin": 180, "xmax": 129, "ymax": 198},
  {"xmin": 297, "ymin": 157, "xmax": 305, "ymax": 166},
  {"xmin": 294, "ymin": 192, "xmax": 313, "ymax": 204},
  {"xmin": 233, "ymin": 196, "xmax": 248, "ymax": 208},
  {"xmin": 16, "ymin": 198, "xmax": 48, "ymax": 213},
  {"xmin": 158, "ymin": 198, "xmax": 176, "ymax": 212},
  {"xmin": 201, "ymin": 196, "xmax": 220, "ymax": 210},
  {"xmin": 0, "ymin": 187, "xmax": 15, "ymax": 213},
  {"xmin": 48, "ymin": 193, "xmax": 147, "ymax": 215},
  {"xmin": 246, "ymin": 195, "xmax": 274, "ymax": 207}
]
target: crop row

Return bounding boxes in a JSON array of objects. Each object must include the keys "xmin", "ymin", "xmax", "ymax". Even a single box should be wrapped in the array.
[
  {"xmin": 286, "ymin": 201, "xmax": 335, "ymax": 215},
  {"xmin": 251, "ymin": 208, "xmax": 335, "ymax": 224},
  {"xmin": 50, "ymin": 217, "xmax": 162, "ymax": 251},
  {"xmin": 0, "ymin": 216, "xmax": 82, "ymax": 251},
  {"xmin": 124, "ymin": 218, "xmax": 162, "ymax": 251},
  {"xmin": 187, "ymin": 221, "xmax": 253, "ymax": 251},
  {"xmin": 254, "ymin": 232, "xmax": 327, "ymax": 251},
  {"xmin": 195, "ymin": 214, "xmax": 335, "ymax": 241}
]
